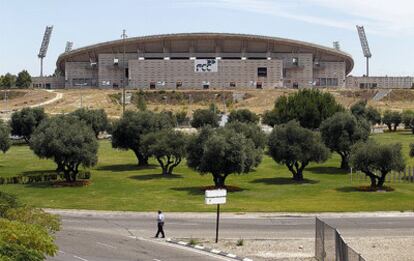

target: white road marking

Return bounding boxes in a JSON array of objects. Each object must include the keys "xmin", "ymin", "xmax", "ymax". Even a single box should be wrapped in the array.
[
  {"xmin": 73, "ymin": 255, "xmax": 89, "ymax": 261},
  {"xmin": 226, "ymin": 253, "xmax": 237, "ymax": 258},
  {"xmin": 96, "ymin": 242, "xmax": 116, "ymax": 249},
  {"xmin": 58, "ymin": 250, "xmax": 65, "ymax": 254},
  {"xmin": 194, "ymin": 245, "xmax": 205, "ymax": 249}
]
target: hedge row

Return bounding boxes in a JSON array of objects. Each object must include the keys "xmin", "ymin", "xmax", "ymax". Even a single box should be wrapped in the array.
[{"xmin": 0, "ymin": 171, "xmax": 91, "ymax": 185}]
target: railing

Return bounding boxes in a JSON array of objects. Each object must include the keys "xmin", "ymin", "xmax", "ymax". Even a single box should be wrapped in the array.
[
  {"xmin": 350, "ymin": 166, "xmax": 414, "ymax": 184},
  {"xmin": 315, "ymin": 218, "xmax": 366, "ymax": 261}
]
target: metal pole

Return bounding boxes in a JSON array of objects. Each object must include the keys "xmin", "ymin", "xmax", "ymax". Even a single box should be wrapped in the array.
[
  {"xmin": 366, "ymin": 57, "xmax": 369, "ymax": 77},
  {"xmin": 40, "ymin": 58, "xmax": 43, "ymax": 77},
  {"xmin": 215, "ymin": 204, "xmax": 220, "ymax": 243},
  {"xmin": 121, "ymin": 29, "xmax": 127, "ymax": 115}
]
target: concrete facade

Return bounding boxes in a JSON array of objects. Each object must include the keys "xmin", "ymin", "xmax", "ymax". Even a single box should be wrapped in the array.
[
  {"xmin": 346, "ymin": 76, "xmax": 414, "ymax": 89},
  {"xmin": 56, "ymin": 33, "xmax": 354, "ymax": 89}
]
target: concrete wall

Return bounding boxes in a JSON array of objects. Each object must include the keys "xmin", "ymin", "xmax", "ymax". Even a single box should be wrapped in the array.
[
  {"xmin": 65, "ymin": 62, "xmax": 97, "ymax": 87},
  {"xmin": 313, "ymin": 62, "xmax": 346, "ymax": 87},
  {"xmin": 346, "ymin": 76, "xmax": 414, "ymax": 89},
  {"xmin": 128, "ymin": 59, "xmax": 283, "ymax": 89}
]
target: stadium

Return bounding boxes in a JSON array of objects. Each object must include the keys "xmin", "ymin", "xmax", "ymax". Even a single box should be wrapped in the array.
[{"xmin": 54, "ymin": 33, "xmax": 354, "ymax": 89}]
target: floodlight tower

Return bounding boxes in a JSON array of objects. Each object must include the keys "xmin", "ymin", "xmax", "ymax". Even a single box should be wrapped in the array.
[
  {"xmin": 333, "ymin": 41, "xmax": 340, "ymax": 51},
  {"xmin": 356, "ymin": 25, "xmax": 372, "ymax": 76},
  {"xmin": 38, "ymin": 26, "xmax": 53, "ymax": 77},
  {"xmin": 65, "ymin": 41, "xmax": 73, "ymax": 53}
]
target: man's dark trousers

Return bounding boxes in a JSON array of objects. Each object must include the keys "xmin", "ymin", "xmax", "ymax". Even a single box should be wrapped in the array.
[{"xmin": 155, "ymin": 222, "xmax": 165, "ymax": 238}]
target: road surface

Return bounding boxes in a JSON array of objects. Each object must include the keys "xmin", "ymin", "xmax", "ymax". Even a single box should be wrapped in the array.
[{"xmin": 47, "ymin": 210, "xmax": 414, "ymax": 261}]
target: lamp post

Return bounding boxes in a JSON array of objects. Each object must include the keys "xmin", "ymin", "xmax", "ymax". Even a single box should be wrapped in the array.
[{"xmin": 121, "ymin": 29, "xmax": 128, "ymax": 115}]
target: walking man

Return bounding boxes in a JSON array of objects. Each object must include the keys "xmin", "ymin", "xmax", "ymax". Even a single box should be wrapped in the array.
[{"xmin": 155, "ymin": 210, "xmax": 165, "ymax": 238}]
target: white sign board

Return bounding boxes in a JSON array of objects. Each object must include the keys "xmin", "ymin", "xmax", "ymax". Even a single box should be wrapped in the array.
[
  {"xmin": 205, "ymin": 189, "xmax": 227, "ymax": 205},
  {"xmin": 205, "ymin": 197, "xmax": 226, "ymax": 205},
  {"xmin": 194, "ymin": 59, "xmax": 218, "ymax": 72},
  {"xmin": 205, "ymin": 189, "xmax": 227, "ymax": 198}
]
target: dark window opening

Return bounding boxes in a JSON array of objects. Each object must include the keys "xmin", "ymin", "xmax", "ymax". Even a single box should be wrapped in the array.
[
  {"xmin": 125, "ymin": 68, "xmax": 129, "ymax": 78},
  {"xmin": 256, "ymin": 82, "xmax": 263, "ymax": 89},
  {"xmin": 112, "ymin": 83, "xmax": 119, "ymax": 89},
  {"xmin": 292, "ymin": 57, "xmax": 299, "ymax": 66},
  {"xmin": 150, "ymin": 82, "xmax": 156, "ymax": 89},
  {"xmin": 258, "ymin": 67, "xmax": 267, "ymax": 77},
  {"xmin": 230, "ymin": 82, "xmax": 236, "ymax": 87},
  {"xmin": 293, "ymin": 82, "xmax": 299, "ymax": 89},
  {"xmin": 176, "ymin": 81, "xmax": 182, "ymax": 88},
  {"xmin": 203, "ymin": 83, "xmax": 210, "ymax": 89}
]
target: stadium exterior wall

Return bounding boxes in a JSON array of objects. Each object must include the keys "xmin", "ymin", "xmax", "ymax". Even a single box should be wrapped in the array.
[{"xmin": 55, "ymin": 33, "xmax": 353, "ymax": 90}]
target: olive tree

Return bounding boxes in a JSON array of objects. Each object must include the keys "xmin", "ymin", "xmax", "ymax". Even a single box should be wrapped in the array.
[
  {"xmin": 30, "ymin": 116, "xmax": 98, "ymax": 182},
  {"xmin": 350, "ymin": 141, "xmax": 405, "ymax": 188},
  {"xmin": 382, "ymin": 110, "xmax": 401, "ymax": 132},
  {"xmin": 187, "ymin": 127, "xmax": 257, "ymax": 187},
  {"xmin": 70, "ymin": 108, "xmax": 109, "ymax": 138},
  {"xmin": 15, "ymin": 70, "xmax": 32, "ymax": 88},
  {"xmin": 111, "ymin": 111, "xmax": 172, "ymax": 166},
  {"xmin": 350, "ymin": 100, "xmax": 381, "ymax": 125},
  {"xmin": 0, "ymin": 120, "xmax": 11, "ymax": 154},
  {"xmin": 190, "ymin": 109, "xmax": 219, "ymax": 128},
  {"xmin": 401, "ymin": 110, "xmax": 414, "ymax": 131},
  {"xmin": 228, "ymin": 109, "xmax": 259, "ymax": 124},
  {"xmin": 10, "ymin": 107, "xmax": 47, "ymax": 144},
  {"xmin": 320, "ymin": 112, "xmax": 370, "ymax": 169},
  {"xmin": 141, "ymin": 130, "xmax": 187, "ymax": 175},
  {"xmin": 268, "ymin": 121, "xmax": 330, "ymax": 181},
  {"xmin": 263, "ymin": 89, "xmax": 343, "ymax": 129}
]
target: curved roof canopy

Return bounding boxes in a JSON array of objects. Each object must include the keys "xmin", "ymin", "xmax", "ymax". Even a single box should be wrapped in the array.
[{"xmin": 57, "ymin": 33, "xmax": 354, "ymax": 74}]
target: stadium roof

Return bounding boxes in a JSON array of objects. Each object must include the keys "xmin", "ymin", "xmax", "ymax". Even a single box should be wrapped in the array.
[{"xmin": 57, "ymin": 33, "xmax": 354, "ymax": 74}]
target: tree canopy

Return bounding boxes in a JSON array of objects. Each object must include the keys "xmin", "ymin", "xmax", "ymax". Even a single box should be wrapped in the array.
[
  {"xmin": 186, "ymin": 127, "xmax": 258, "ymax": 187},
  {"xmin": 190, "ymin": 108, "xmax": 219, "ymax": 128},
  {"xmin": 141, "ymin": 129, "xmax": 187, "ymax": 175},
  {"xmin": 350, "ymin": 141, "xmax": 405, "ymax": 188},
  {"xmin": 228, "ymin": 109, "xmax": 259, "ymax": 124},
  {"xmin": 10, "ymin": 107, "xmax": 47, "ymax": 144},
  {"xmin": 401, "ymin": 110, "xmax": 414, "ymax": 133},
  {"xmin": 263, "ymin": 89, "xmax": 343, "ymax": 129},
  {"xmin": 15, "ymin": 70, "xmax": 32, "ymax": 88},
  {"xmin": 111, "ymin": 111, "xmax": 173, "ymax": 166},
  {"xmin": 0, "ymin": 120, "xmax": 11, "ymax": 154},
  {"xmin": 382, "ymin": 110, "xmax": 401, "ymax": 132},
  {"xmin": 70, "ymin": 108, "xmax": 109, "ymax": 138},
  {"xmin": 30, "ymin": 116, "xmax": 98, "ymax": 182},
  {"xmin": 0, "ymin": 73, "xmax": 16, "ymax": 88},
  {"xmin": 268, "ymin": 121, "xmax": 330, "ymax": 181},
  {"xmin": 320, "ymin": 112, "xmax": 370, "ymax": 169}
]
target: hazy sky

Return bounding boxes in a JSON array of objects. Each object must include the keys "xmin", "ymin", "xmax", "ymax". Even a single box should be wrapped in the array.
[{"xmin": 1, "ymin": 0, "xmax": 413, "ymax": 76}]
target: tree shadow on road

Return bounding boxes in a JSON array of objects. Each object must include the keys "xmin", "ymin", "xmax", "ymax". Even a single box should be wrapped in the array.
[
  {"xmin": 97, "ymin": 164, "xmax": 157, "ymax": 172},
  {"xmin": 129, "ymin": 173, "xmax": 183, "ymax": 181},
  {"xmin": 251, "ymin": 177, "xmax": 319, "ymax": 185}
]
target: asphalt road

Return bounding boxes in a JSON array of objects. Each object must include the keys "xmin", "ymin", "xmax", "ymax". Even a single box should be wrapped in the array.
[{"xmin": 47, "ymin": 210, "xmax": 414, "ymax": 261}]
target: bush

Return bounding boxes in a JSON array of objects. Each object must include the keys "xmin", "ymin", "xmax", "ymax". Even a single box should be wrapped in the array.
[{"xmin": 0, "ymin": 192, "xmax": 20, "ymax": 217}]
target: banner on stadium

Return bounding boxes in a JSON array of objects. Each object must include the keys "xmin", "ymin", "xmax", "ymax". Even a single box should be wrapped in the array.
[{"xmin": 194, "ymin": 59, "xmax": 218, "ymax": 72}]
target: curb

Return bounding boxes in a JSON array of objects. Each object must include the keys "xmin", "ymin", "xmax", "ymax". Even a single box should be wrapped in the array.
[{"xmin": 166, "ymin": 238, "xmax": 253, "ymax": 261}]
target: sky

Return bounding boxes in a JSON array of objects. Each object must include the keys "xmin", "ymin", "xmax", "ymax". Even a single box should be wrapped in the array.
[{"xmin": 1, "ymin": 0, "xmax": 414, "ymax": 77}]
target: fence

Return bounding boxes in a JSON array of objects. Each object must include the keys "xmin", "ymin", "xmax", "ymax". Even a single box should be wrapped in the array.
[
  {"xmin": 350, "ymin": 166, "xmax": 414, "ymax": 184},
  {"xmin": 315, "ymin": 218, "xmax": 366, "ymax": 261}
]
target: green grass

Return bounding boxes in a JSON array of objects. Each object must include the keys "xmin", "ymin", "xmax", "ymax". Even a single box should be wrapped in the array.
[{"xmin": 0, "ymin": 132, "xmax": 413, "ymax": 212}]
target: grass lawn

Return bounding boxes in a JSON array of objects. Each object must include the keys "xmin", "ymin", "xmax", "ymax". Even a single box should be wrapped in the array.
[{"xmin": 0, "ymin": 131, "xmax": 413, "ymax": 212}]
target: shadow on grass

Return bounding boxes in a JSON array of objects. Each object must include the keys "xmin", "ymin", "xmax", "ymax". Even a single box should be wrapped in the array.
[
  {"xmin": 21, "ymin": 170, "xmax": 57, "ymax": 176},
  {"xmin": 171, "ymin": 186, "xmax": 246, "ymax": 196},
  {"xmin": 336, "ymin": 186, "xmax": 394, "ymax": 193},
  {"xmin": 97, "ymin": 164, "xmax": 157, "ymax": 172},
  {"xmin": 306, "ymin": 166, "xmax": 347, "ymax": 175},
  {"xmin": 24, "ymin": 182, "xmax": 53, "ymax": 189},
  {"xmin": 251, "ymin": 177, "xmax": 319, "ymax": 185},
  {"xmin": 129, "ymin": 173, "xmax": 183, "ymax": 181}
]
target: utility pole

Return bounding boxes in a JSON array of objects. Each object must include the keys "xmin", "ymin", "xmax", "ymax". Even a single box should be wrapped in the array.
[{"xmin": 121, "ymin": 29, "xmax": 128, "ymax": 115}]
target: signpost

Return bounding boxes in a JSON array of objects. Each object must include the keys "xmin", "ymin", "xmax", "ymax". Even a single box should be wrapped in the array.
[{"xmin": 205, "ymin": 189, "xmax": 227, "ymax": 243}]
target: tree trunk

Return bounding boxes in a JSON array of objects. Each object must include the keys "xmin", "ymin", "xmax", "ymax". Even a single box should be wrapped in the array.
[
  {"xmin": 339, "ymin": 153, "xmax": 350, "ymax": 170},
  {"xmin": 377, "ymin": 173, "xmax": 387, "ymax": 188},
  {"xmin": 134, "ymin": 150, "xmax": 149, "ymax": 166},
  {"xmin": 393, "ymin": 125, "xmax": 397, "ymax": 132},
  {"xmin": 212, "ymin": 174, "xmax": 227, "ymax": 188}
]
